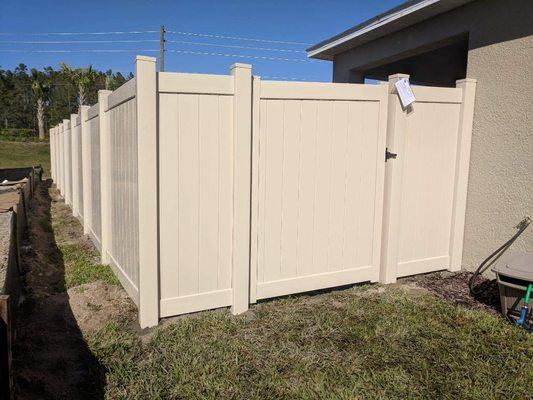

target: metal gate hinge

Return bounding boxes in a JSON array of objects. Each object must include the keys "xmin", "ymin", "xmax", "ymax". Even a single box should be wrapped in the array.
[{"xmin": 385, "ymin": 148, "xmax": 397, "ymax": 161}]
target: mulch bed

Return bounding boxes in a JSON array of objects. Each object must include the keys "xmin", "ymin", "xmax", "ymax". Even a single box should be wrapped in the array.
[{"xmin": 404, "ymin": 271, "xmax": 502, "ymax": 315}]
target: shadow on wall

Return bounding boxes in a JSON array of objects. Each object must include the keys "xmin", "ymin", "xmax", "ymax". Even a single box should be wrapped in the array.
[{"xmin": 13, "ymin": 180, "xmax": 106, "ymax": 400}]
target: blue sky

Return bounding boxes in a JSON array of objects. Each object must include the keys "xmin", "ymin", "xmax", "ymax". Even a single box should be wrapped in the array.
[{"xmin": 0, "ymin": 0, "xmax": 404, "ymax": 81}]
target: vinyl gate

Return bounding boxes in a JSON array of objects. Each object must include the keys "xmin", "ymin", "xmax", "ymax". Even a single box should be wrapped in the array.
[{"xmin": 49, "ymin": 56, "xmax": 476, "ymax": 327}]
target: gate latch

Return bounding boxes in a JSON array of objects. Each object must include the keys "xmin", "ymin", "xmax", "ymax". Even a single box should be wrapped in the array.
[{"xmin": 385, "ymin": 148, "xmax": 397, "ymax": 161}]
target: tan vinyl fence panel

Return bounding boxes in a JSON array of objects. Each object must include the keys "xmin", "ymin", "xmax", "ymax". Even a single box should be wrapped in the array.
[
  {"xmin": 50, "ymin": 127, "xmax": 55, "ymax": 181},
  {"xmin": 158, "ymin": 72, "xmax": 234, "ymax": 317},
  {"xmin": 107, "ymin": 82, "xmax": 140, "ymax": 304},
  {"xmin": 87, "ymin": 109, "xmax": 102, "ymax": 247},
  {"xmin": 72, "ymin": 115, "xmax": 83, "ymax": 219},
  {"xmin": 49, "ymin": 57, "xmax": 476, "ymax": 328},
  {"xmin": 63, "ymin": 121, "xmax": 72, "ymax": 206},
  {"xmin": 58, "ymin": 124, "xmax": 63, "ymax": 193},
  {"xmin": 397, "ymin": 96, "xmax": 461, "ymax": 277},
  {"xmin": 251, "ymin": 81, "xmax": 388, "ymax": 301}
]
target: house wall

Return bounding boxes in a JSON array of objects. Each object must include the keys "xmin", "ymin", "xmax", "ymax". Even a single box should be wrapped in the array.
[
  {"xmin": 464, "ymin": 32, "xmax": 533, "ymax": 271},
  {"xmin": 331, "ymin": 0, "xmax": 533, "ymax": 271}
]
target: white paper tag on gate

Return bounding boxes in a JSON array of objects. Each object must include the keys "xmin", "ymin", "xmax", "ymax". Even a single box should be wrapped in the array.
[{"xmin": 395, "ymin": 78, "xmax": 416, "ymax": 107}]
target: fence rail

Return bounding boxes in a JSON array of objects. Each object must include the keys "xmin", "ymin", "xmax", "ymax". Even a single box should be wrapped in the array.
[{"xmin": 49, "ymin": 56, "xmax": 476, "ymax": 327}]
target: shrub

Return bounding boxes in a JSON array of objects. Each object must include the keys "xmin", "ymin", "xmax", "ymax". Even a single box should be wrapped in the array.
[{"xmin": 0, "ymin": 128, "xmax": 46, "ymax": 142}]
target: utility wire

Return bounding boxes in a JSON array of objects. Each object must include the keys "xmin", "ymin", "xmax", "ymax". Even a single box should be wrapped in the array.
[
  {"xmin": 0, "ymin": 30, "xmax": 158, "ymax": 36},
  {"xmin": 166, "ymin": 49, "xmax": 312, "ymax": 62},
  {"xmin": 0, "ymin": 29, "xmax": 310, "ymax": 46},
  {"xmin": 166, "ymin": 40, "xmax": 305, "ymax": 53},
  {"xmin": 0, "ymin": 48, "xmax": 315, "ymax": 62},
  {"xmin": 0, "ymin": 39, "xmax": 307, "ymax": 54},
  {"xmin": 0, "ymin": 49, "xmax": 158, "ymax": 53},
  {"xmin": 0, "ymin": 39, "xmax": 159, "ymax": 44},
  {"xmin": 166, "ymin": 30, "xmax": 311, "ymax": 46}
]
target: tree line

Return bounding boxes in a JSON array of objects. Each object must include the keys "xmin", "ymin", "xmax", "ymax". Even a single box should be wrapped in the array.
[{"xmin": 0, "ymin": 64, "xmax": 133, "ymax": 140}]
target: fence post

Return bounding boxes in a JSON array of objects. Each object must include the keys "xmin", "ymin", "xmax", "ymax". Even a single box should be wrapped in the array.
[
  {"xmin": 135, "ymin": 55, "xmax": 159, "ymax": 328},
  {"xmin": 49, "ymin": 127, "xmax": 54, "ymax": 181},
  {"xmin": 59, "ymin": 123, "xmax": 64, "ymax": 194},
  {"xmin": 230, "ymin": 63, "xmax": 252, "ymax": 315},
  {"xmin": 56, "ymin": 126, "xmax": 60, "ymax": 187},
  {"xmin": 249, "ymin": 75, "xmax": 260, "ymax": 304},
  {"xmin": 380, "ymin": 73, "xmax": 410, "ymax": 284},
  {"xmin": 63, "ymin": 119, "xmax": 71, "ymax": 205},
  {"xmin": 71, "ymin": 114, "xmax": 80, "ymax": 217},
  {"xmin": 80, "ymin": 105, "xmax": 91, "ymax": 234},
  {"xmin": 98, "ymin": 90, "xmax": 112, "ymax": 264},
  {"xmin": 53, "ymin": 127, "xmax": 57, "ymax": 181},
  {"xmin": 449, "ymin": 78, "xmax": 477, "ymax": 271},
  {"xmin": 58, "ymin": 124, "xmax": 63, "ymax": 193}
]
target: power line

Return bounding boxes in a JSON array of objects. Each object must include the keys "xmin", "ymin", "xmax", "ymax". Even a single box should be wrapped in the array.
[
  {"xmin": 166, "ymin": 49, "xmax": 312, "ymax": 62},
  {"xmin": 0, "ymin": 30, "xmax": 158, "ymax": 36},
  {"xmin": 0, "ymin": 49, "xmax": 158, "ymax": 53},
  {"xmin": 0, "ymin": 29, "xmax": 311, "ymax": 46},
  {"xmin": 0, "ymin": 39, "xmax": 308, "ymax": 55},
  {"xmin": 0, "ymin": 48, "xmax": 319, "ymax": 62},
  {"xmin": 0, "ymin": 39, "xmax": 159, "ymax": 44},
  {"xmin": 166, "ymin": 30, "xmax": 311, "ymax": 46},
  {"xmin": 166, "ymin": 40, "xmax": 305, "ymax": 53}
]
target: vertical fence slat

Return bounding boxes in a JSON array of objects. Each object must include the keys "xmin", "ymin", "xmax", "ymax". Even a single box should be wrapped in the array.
[
  {"xmin": 70, "ymin": 114, "xmax": 78, "ymax": 216},
  {"xmin": 135, "ymin": 56, "xmax": 158, "ymax": 328},
  {"xmin": 59, "ymin": 123, "xmax": 64, "ymax": 193},
  {"xmin": 380, "ymin": 74, "xmax": 409, "ymax": 284},
  {"xmin": 249, "ymin": 75, "xmax": 260, "ymax": 304},
  {"xmin": 449, "ymin": 78, "xmax": 477, "ymax": 271},
  {"xmin": 230, "ymin": 63, "xmax": 252, "ymax": 315},
  {"xmin": 81, "ymin": 106, "xmax": 91, "ymax": 234},
  {"xmin": 53, "ymin": 127, "xmax": 57, "ymax": 180},
  {"xmin": 49, "ymin": 128, "xmax": 54, "ymax": 181},
  {"xmin": 63, "ymin": 119, "xmax": 71, "ymax": 205},
  {"xmin": 99, "ymin": 90, "xmax": 112, "ymax": 264}
]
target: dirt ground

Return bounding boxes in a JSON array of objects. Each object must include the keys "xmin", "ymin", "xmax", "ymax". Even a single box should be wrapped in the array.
[
  {"xmin": 14, "ymin": 180, "xmax": 134, "ymax": 399},
  {"xmin": 12, "ymin": 179, "xmax": 510, "ymax": 399},
  {"xmin": 403, "ymin": 270, "xmax": 501, "ymax": 315}
]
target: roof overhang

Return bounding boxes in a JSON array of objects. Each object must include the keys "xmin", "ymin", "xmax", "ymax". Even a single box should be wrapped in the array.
[{"xmin": 307, "ymin": 0, "xmax": 474, "ymax": 60}]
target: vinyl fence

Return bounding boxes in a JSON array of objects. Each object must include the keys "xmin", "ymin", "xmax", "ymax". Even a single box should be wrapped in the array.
[{"xmin": 49, "ymin": 56, "xmax": 476, "ymax": 327}]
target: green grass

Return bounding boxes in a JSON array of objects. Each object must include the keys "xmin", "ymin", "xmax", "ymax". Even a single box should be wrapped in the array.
[
  {"xmin": 0, "ymin": 140, "xmax": 50, "ymax": 176},
  {"xmin": 87, "ymin": 287, "xmax": 533, "ymax": 400},
  {"xmin": 59, "ymin": 243, "xmax": 120, "ymax": 290}
]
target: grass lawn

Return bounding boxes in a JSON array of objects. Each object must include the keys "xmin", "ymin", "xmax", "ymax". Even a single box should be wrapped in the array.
[
  {"xmin": 0, "ymin": 139, "xmax": 50, "ymax": 176},
  {"xmin": 11, "ymin": 143, "xmax": 533, "ymax": 400},
  {"xmin": 88, "ymin": 287, "xmax": 532, "ymax": 400}
]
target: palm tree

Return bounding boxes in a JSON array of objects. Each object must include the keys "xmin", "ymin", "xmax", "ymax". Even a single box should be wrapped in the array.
[
  {"xmin": 60, "ymin": 63, "xmax": 98, "ymax": 111},
  {"xmin": 31, "ymin": 69, "xmax": 49, "ymax": 141},
  {"xmin": 105, "ymin": 69, "xmax": 113, "ymax": 90}
]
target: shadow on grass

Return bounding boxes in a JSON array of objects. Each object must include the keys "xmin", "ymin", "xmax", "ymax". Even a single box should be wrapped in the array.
[{"xmin": 14, "ymin": 179, "xmax": 106, "ymax": 399}]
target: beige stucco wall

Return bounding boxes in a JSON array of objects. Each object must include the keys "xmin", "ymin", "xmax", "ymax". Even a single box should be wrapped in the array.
[
  {"xmin": 329, "ymin": 0, "xmax": 533, "ymax": 271},
  {"xmin": 463, "ymin": 34, "xmax": 533, "ymax": 270}
]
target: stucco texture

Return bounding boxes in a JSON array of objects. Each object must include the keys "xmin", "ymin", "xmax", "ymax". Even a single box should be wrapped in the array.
[{"xmin": 463, "ymin": 34, "xmax": 533, "ymax": 270}]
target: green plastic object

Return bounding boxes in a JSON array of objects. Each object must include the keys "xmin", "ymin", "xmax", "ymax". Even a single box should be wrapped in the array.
[{"xmin": 525, "ymin": 284, "xmax": 532, "ymax": 304}]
